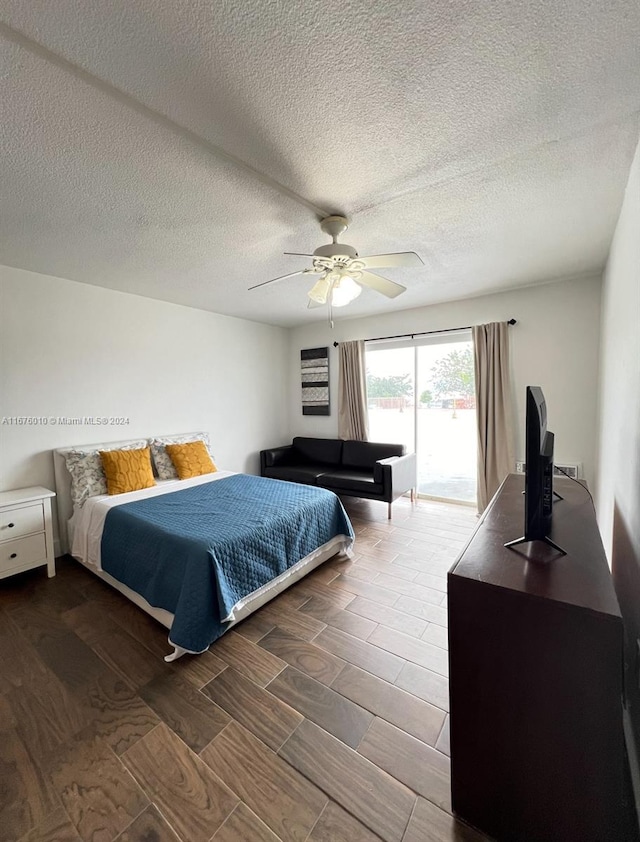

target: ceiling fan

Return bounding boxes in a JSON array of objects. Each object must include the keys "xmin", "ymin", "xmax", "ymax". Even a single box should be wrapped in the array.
[{"xmin": 248, "ymin": 216, "xmax": 423, "ymax": 310}]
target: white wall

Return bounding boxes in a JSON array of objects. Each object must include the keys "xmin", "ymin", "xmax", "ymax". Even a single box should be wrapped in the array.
[
  {"xmin": 0, "ymin": 265, "xmax": 289, "ymax": 542},
  {"xmin": 597, "ymin": 137, "xmax": 640, "ymax": 560},
  {"xmin": 288, "ymin": 276, "xmax": 602, "ymax": 489},
  {"xmin": 596, "ymin": 132, "xmax": 640, "ymax": 763}
]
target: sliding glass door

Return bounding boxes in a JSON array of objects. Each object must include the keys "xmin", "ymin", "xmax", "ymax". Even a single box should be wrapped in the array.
[
  {"xmin": 366, "ymin": 333, "xmax": 477, "ymax": 504},
  {"xmin": 415, "ymin": 338, "xmax": 476, "ymax": 502},
  {"xmin": 366, "ymin": 346, "xmax": 415, "ymax": 455}
]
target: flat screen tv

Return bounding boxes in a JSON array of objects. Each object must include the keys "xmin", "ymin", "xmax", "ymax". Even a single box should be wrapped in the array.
[{"xmin": 505, "ymin": 386, "xmax": 565, "ymax": 556}]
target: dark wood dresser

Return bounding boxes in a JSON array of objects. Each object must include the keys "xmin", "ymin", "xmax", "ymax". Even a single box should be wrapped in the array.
[{"xmin": 448, "ymin": 473, "xmax": 638, "ymax": 841}]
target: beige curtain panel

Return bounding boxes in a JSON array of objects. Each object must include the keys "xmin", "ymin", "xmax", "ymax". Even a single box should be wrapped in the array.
[
  {"xmin": 338, "ymin": 340, "xmax": 369, "ymax": 441},
  {"xmin": 473, "ymin": 321, "xmax": 514, "ymax": 513}
]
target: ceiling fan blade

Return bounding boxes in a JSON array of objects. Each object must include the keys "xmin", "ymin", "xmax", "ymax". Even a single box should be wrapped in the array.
[
  {"xmin": 358, "ymin": 270, "xmax": 407, "ymax": 299},
  {"xmin": 248, "ymin": 270, "xmax": 305, "ymax": 291},
  {"xmin": 284, "ymin": 252, "xmax": 315, "ymax": 257},
  {"xmin": 359, "ymin": 252, "xmax": 424, "ymax": 270}
]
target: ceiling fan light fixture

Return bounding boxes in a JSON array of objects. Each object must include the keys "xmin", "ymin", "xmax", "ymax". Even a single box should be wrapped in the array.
[
  {"xmin": 308, "ymin": 276, "xmax": 331, "ymax": 303},
  {"xmin": 330, "ymin": 274, "xmax": 362, "ymax": 307},
  {"xmin": 250, "ymin": 215, "xmax": 421, "ymax": 311}
]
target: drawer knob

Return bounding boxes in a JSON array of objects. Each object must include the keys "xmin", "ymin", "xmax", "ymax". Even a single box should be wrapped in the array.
[
  {"xmin": 10, "ymin": 553, "xmax": 17, "ymax": 559},
  {"xmin": 7, "ymin": 523, "xmax": 15, "ymax": 528}
]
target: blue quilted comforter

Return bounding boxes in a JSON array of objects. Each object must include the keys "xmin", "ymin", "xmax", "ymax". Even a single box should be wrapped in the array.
[{"xmin": 100, "ymin": 474, "xmax": 354, "ymax": 652}]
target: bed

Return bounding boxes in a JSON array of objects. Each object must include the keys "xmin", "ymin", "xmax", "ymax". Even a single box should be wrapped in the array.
[{"xmin": 53, "ymin": 435, "xmax": 354, "ymax": 660}]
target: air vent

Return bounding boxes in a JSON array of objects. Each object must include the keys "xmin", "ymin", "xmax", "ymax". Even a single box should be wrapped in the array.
[
  {"xmin": 553, "ymin": 463, "xmax": 581, "ymax": 480},
  {"xmin": 514, "ymin": 462, "xmax": 581, "ymax": 479}
]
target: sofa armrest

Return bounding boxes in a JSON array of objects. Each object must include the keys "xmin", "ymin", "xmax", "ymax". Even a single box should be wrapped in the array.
[
  {"xmin": 260, "ymin": 445, "xmax": 294, "ymax": 475},
  {"xmin": 374, "ymin": 452, "xmax": 417, "ymax": 500}
]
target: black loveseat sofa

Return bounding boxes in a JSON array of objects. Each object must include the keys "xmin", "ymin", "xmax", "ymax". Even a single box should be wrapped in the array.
[{"xmin": 260, "ymin": 437, "xmax": 416, "ymax": 518}]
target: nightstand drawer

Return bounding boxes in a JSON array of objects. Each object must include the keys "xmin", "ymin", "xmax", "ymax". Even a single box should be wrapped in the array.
[
  {"xmin": 0, "ymin": 503, "xmax": 44, "ymax": 540},
  {"xmin": 1, "ymin": 533, "xmax": 47, "ymax": 573}
]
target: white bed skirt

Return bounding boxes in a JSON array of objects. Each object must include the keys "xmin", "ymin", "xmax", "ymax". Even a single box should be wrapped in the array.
[{"xmin": 71, "ymin": 533, "xmax": 353, "ymax": 661}]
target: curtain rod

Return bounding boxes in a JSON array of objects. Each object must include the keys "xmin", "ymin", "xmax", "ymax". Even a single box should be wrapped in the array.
[{"xmin": 332, "ymin": 319, "xmax": 516, "ymax": 347}]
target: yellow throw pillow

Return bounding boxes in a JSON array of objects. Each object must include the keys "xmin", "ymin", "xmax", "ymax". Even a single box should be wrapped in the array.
[
  {"xmin": 100, "ymin": 447, "xmax": 156, "ymax": 495},
  {"xmin": 165, "ymin": 440, "xmax": 217, "ymax": 479}
]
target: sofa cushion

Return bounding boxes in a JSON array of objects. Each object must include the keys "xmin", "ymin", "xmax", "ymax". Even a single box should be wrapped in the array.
[
  {"xmin": 263, "ymin": 464, "xmax": 330, "ymax": 485},
  {"xmin": 342, "ymin": 440, "xmax": 405, "ymax": 470},
  {"xmin": 318, "ymin": 470, "xmax": 383, "ymax": 496},
  {"xmin": 293, "ymin": 437, "xmax": 343, "ymax": 465}
]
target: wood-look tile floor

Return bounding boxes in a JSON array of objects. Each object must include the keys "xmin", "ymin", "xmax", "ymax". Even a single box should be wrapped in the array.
[{"xmin": 0, "ymin": 496, "xmax": 492, "ymax": 842}]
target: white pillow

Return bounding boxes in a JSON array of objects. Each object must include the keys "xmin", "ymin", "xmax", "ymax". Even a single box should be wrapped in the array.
[
  {"xmin": 65, "ymin": 441, "xmax": 147, "ymax": 506},
  {"xmin": 149, "ymin": 433, "xmax": 215, "ymax": 480}
]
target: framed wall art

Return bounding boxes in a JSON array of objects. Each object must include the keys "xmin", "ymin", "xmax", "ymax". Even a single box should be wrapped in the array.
[{"xmin": 301, "ymin": 347, "xmax": 330, "ymax": 415}]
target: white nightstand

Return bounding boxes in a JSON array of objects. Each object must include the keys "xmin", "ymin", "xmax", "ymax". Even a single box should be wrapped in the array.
[{"xmin": 0, "ymin": 487, "xmax": 56, "ymax": 579}]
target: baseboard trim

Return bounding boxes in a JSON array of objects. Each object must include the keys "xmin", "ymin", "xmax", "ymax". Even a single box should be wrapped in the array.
[{"xmin": 417, "ymin": 493, "xmax": 476, "ymax": 508}]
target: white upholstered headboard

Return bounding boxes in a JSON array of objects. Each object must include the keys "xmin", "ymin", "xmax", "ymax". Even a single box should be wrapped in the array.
[{"xmin": 53, "ymin": 431, "xmax": 209, "ymax": 554}]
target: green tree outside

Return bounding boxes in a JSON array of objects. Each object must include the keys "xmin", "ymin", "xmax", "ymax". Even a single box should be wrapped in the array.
[
  {"xmin": 429, "ymin": 348, "xmax": 474, "ymax": 400},
  {"xmin": 366, "ymin": 373, "xmax": 412, "ymax": 398}
]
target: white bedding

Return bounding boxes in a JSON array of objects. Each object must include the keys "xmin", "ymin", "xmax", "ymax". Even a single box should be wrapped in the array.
[{"xmin": 70, "ymin": 470, "xmax": 236, "ymax": 570}]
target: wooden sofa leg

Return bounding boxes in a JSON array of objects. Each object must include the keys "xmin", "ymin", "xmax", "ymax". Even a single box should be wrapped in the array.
[
  {"xmin": 388, "ymin": 502, "xmax": 392, "ymax": 520},
  {"xmin": 410, "ymin": 488, "xmax": 415, "ymax": 503}
]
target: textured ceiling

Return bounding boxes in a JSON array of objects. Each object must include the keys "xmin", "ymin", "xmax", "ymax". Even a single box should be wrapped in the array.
[{"xmin": 1, "ymin": 0, "xmax": 639, "ymax": 327}]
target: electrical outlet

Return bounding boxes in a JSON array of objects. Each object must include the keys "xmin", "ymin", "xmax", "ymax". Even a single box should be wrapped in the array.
[{"xmin": 515, "ymin": 461, "xmax": 526, "ymax": 473}]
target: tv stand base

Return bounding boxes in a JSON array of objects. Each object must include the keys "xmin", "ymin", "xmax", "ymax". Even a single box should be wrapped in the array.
[{"xmin": 504, "ymin": 534, "xmax": 567, "ymax": 557}]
